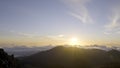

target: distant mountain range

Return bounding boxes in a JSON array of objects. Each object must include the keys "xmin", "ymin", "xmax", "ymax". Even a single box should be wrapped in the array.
[
  {"xmin": 3, "ymin": 45, "xmax": 120, "ymax": 57},
  {"xmin": 3, "ymin": 45, "xmax": 54, "ymax": 57},
  {"xmin": 19, "ymin": 46, "xmax": 120, "ymax": 68}
]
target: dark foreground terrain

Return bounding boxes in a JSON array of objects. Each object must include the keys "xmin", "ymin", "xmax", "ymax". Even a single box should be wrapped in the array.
[
  {"xmin": 1, "ymin": 46, "xmax": 120, "ymax": 68},
  {"xmin": 0, "ymin": 48, "xmax": 18, "ymax": 68},
  {"xmin": 20, "ymin": 46, "xmax": 120, "ymax": 68}
]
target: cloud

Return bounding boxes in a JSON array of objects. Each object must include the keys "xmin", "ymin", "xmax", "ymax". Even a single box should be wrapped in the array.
[
  {"xmin": 104, "ymin": 7, "xmax": 120, "ymax": 34},
  {"xmin": 10, "ymin": 30, "xmax": 36, "ymax": 38},
  {"xmin": 62, "ymin": 0, "xmax": 93, "ymax": 24},
  {"xmin": 47, "ymin": 34, "xmax": 65, "ymax": 39},
  {"xmin": 17, "ymin": 32, "xmax": 35, "ymax": 38},
  {"xmin": 69, "ymin": 12, "xmax": 93, "ymax": 24},
  {"xmin": 103, "ymin": 32, "xmax": 111, "ymax": 35},
  {"xmin": 116, "ymin": 31, "xmax": 120, "ymax": 34},
  {"xmin": 8, "ymin": 30, "xmax": 67, "ymax": 45},
  {"xmin": 58, "ymin": 34, "xmax": 64, "ymax": 38},
  {"xmin": 9, "ymin": 30, "xmax": 66, "ymax": 41}
]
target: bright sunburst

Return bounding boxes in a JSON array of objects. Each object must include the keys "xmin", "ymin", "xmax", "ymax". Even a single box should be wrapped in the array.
[{"xmin": 69, "ymin": 37, "xmax": 79, "ymax": 46}]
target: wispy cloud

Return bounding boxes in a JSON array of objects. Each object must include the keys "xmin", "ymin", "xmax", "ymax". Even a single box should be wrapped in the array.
[
  {"xmin": 62, "ymin": 0, "xmax": 93, "ymax": 24},
  {"xmin": 17, "ymin": 32, "xmax": 35, "ymax": 38},
  {"xmin": 69, "ymin": 12, "xmax": 93, "ymax": 24},
  {"xmin": 104, "ymin": 7, "xmax": 120, "ymax": 34},
  {"xmin": 47, "ymin": 34, "xmax": 65, "ymax": 40},
  {"xmin": 58, "ymin": 34, "xmax": 64, "ymax": 38},
  {"xmin": 10, "ymin": 30, "xmax": 36, "ymax": 38},
  {"xmin": 10, "ymin": 30, "xmax": 66, "ymax": 41}
]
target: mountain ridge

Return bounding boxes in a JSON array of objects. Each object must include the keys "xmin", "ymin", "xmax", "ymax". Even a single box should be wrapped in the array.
[{"xmin": 19, "ymin": 46, "xmax": 120, "ymax": 68}]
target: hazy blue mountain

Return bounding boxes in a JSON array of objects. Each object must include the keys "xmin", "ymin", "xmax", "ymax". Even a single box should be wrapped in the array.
[{"xmin": 3, "ymin": 45, "xmax": 54, "ymax": 57}]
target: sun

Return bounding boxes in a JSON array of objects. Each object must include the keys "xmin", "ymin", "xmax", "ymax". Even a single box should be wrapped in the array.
[{"xmin": 69, "ymin": 37, "xmax": 79, "ymax": 46}]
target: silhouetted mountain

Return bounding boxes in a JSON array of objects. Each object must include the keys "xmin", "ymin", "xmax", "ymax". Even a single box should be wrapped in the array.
[
  {"xmin": 19, "ymin": 46, "xmax": 120, "ymax": 68},
  {"xmin": 0, "ymin": 48, "xmax": 18, "ymax": 68}
]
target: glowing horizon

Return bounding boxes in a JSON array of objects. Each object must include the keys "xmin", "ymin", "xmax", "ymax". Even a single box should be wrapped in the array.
[{"xmin": 0, "ymin": 0, "xmax": 120, "ymax": 47}]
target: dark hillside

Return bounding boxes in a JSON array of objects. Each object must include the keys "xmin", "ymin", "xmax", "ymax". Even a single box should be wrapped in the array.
[
  {"xmin": 0, "ymin": 48, "xmax": 18, "ymax": 68},
  {"xmin": 19, "ymin": 46, "xmax": 120, "ymax": 68}
]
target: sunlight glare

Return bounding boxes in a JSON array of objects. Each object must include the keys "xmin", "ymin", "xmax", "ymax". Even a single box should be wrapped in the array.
[{"xmin": 69, "ymin": 37, "xmax": 79, "ymax": 46}]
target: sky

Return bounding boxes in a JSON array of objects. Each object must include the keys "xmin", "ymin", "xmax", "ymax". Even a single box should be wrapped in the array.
[{"xmin": 0, "ymin": 0, "xmax": 120, "ymax": 47}]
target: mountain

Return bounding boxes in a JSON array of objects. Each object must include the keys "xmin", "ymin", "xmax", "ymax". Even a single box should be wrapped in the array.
[
  {"xmin": 0, "ymin": 48, "xmax": 18, "ymax": 68},
  {"xmin": 19, "ymin": 46, "xmax": 120, "ymax": 68},
  {"xmin": 4, "ymin": 45, "xmax": 54, "ymax": 57}
]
